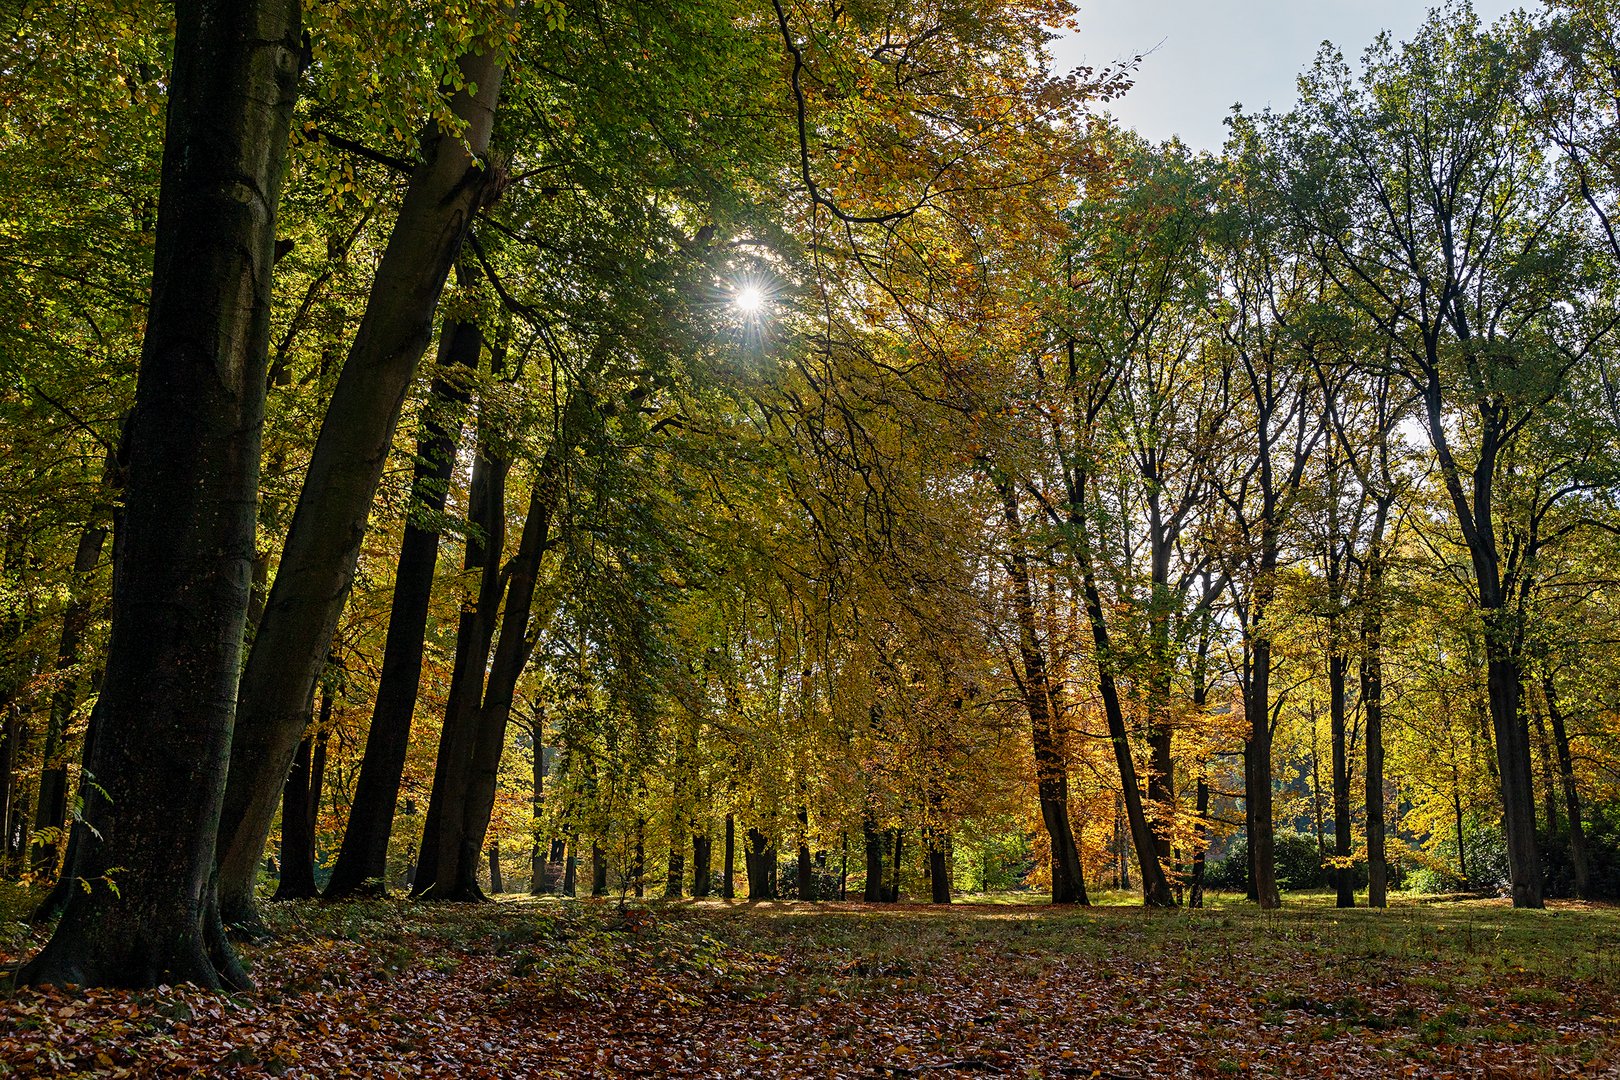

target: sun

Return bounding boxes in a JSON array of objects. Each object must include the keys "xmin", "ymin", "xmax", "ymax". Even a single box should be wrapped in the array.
[{"xmin": 734, "ymin": 285, "xmax": 765, "ymax": 316}]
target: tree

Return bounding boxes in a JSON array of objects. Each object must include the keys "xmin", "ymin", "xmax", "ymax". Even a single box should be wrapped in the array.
[
  {"xmin": 1285, "ymin": 5, "xmax": 1618, "ymax": 906},
  {"xmin": 17, "ymin": 0, "xmax": 302, "ymax": 988}
]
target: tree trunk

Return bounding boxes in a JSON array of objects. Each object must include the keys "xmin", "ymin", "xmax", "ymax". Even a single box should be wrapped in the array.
[
  {"xmin": 414, "ymin": 437, "xmax": 508, "ymax": 896},
  {"xmin": 887, "ymin": 829, "xmax": 903, "ymax": 903},
  {"xmin": 273, "ymin": 687, "xmax": 331, "ymax": 902},
  {"xmin": 325, "ymin": 319, "xmax": 478, "ymax": 899},
  {"xmin": 692, "ymin": 832, "xmax": 712, "ymax": 898},
  {"xmin": 1246, "ymin": 635, "xmax": 1282, "ymax": 909},
  {"xmin": 747, "ymin": 828, "xmax": 777, "ymax": 900},
  {"xmin": 1486, "ymin": 647, "xmax": 1541, "ymax": 906},
  {"xmin": 863, "ymin": 817, "xmax": 884, "ymax": 902},
  {"xmin": 419, "ymin": 456, "xmax": 563, "ymax": 900},
  {"xmin": 549, "ymin": 837, "xmax": 567, "ymax": 895},
  {"xmin": 18, "ymin": 0, "xmax": 301, "ymax": 990},
  {"xmin": 796, "ymin": 806, "xmax": 814, "ymax": 901},
  {"xmin": 632, "ymin": 823, "xmax": 645, "ymax": 898},
  {"xmin": 1544, "ymin": 673, "xmax": 1591, "ymax": 899},
  {"xmin": 271, "ymin": 736, "xmax": 318, "ymax": 900},
  {"xmin": 997, "ymin": 483, "xmax": 1089, "ymax": 905},
  {"xmin": 1079, "ymin": 569, "xmax": 1174, "ymax": 907},
  {"xmin": 1531, "ymin": 704, "xmax": 1560, "ymax": 835},
  {"xmin": 31, "ymin": 695, "xmax": 105, "ymax": 923},
  {"xmin": 665, "ymin": 829, "xmax": 686, "ymax": 899},
  {"xmin": 31, "ymin": 508, "xmax": 110, "ymax": 877},
  {"xmin": 722, "ymin": 814, "xmax": 735, "ymax": 899},
  {"xmin": 562, "ymin": 836, "xmax": 577, "ymax": 897},
  {"xmin": 1330, "ymin": 652, "xmax": 1354, "ymax": 908},
  {"xmin": 928, "ymin": 832, "xmax": 951, "ymax": 904},
  {"xmin": 1190, "ymin": 777, "xmax": 1210, "ymax": 908},
  {"xmin": 529, "ymin": 745, "xmax": 548, "ymax": 896},
  {"xmin": 1363, "ymin": 555, "xmax": 1389, "ymax": 909},
  {"xmin": 488, "ymin": 842, "xmax": 503, "ymax": 894},
  {"xmin": 591, "ymin": 842, "xmax": 607, "ymax": 897},
  {"xmin": 216, "ymin": 49, "xmax": 504, "ymax": 924}
]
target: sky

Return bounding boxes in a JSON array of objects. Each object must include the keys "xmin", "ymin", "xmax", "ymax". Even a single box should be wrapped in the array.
[{"xmin": 1049, "ymin": 1, "xmax": 1526, "ymax": 152}]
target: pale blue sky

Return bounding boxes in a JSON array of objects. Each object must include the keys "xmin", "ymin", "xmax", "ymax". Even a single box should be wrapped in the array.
[{"xmin": 1050, "ymin": 1, "xmax": 1526, "ymax": 151}]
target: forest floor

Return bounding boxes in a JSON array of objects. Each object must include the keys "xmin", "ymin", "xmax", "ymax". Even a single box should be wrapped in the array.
[{"xmin": 1, "ymin": 888, "xmax": 1618, "ymax": 1078}]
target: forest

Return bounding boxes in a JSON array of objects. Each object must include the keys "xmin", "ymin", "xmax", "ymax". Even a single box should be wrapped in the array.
[{"xmin": 2, "ymin": 0, "xmax": 1620, "ymax": 1075}]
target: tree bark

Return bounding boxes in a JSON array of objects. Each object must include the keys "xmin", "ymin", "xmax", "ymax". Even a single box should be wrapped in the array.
[
  {"xmin": 271, "ymin": 736, "xmax": 318, "ymax": 900},
  {"xmin": 325, "ymin": 319, "xmax": 479, "ymax": 899},
  {"xmin": 591, "ymin": 842, "xmax": 607, "ymax": 897},
  {"xmin": 928, "ymin": 832, "xmax": 951, "ymax": 904},
  {"xmin": 747, "ymin": 828, "xmax": 777, "ymax": 900},
  {"xmin": 1079, "ymin": 567, "xmax": 1174, "ymax": 907},
  {"xmin": 692, "ymin": 832, "xmax": 712, "ymax": 898},
  {"xmin": 18, "ymin": 0, "xmax": 301, "ymax": 989},
  {"xmin": 722, "ymin": 814, "xmax": 735, "ymax": 899},
  {"xmin": 796, "ymin": 806, "xmax": 814, "ymax": 900},
  {"xmin": 216, "ymin": 48, "xmax": 504, "ymax": 923},
  {"xmin": 863, "ymin": 817, "xmax": 884, "ymax": 902},
  {"xmin": 665, "ymin": 829, "xmax": 686, "ymax": 898},
  {"xmin": 996, "ymin": 482, "xmax": 1089, "ymax": 905},
  {"xmin": 414, "ymin": 432, "xmax": 508, "ymax": 895},
  {"xmin": 488, "ymin": 843, "xmax": 503, "ymax": 894},
  {"xmin": 418, "ymin": 452, "xmax": 563, "ymax": 899},
  {"xmin": 1330, "ymin": 651, "xmax": 1354, "ymax": 908},
  {"xmin": 1544, "ymin": 673, "xmax": 1591, "ymax": 899},
  {"xmin": 1363, "ymin": 550, "xmax": 1389, "ymax": 909},
  {"xmin": 888, "ymin": 829, "xmax": 903, "ymax": 903},
  {"xmin": 273, "ymin": 687, "xmax": 331, "ymax": 901},
  {"xmin": 529, "ymin": 743, "xmax": 548, "ymax": 895},
  {"xmin": 1245, "ymin": 635, "xmax": 1282, "ymax": 909},
  {"xmin": 31, "ymin": 504, "xmax": 110, "ymax": 877}
]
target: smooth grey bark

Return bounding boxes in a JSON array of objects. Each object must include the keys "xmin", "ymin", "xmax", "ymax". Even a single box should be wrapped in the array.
[
  {"xmin": 18, "ymin": 0, "xmax": 300, "ymax": 989},
  {"xmin": 216, "ymin": 49, "xmax": 504, "ymax": 922}
]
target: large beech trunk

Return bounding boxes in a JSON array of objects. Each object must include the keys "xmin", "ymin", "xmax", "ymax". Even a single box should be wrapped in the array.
[
  {"xmin": 18, "ymin": 0, "xmax": 301, "ymax": 989},
  {"xmin": 591, "ymin": 843, "xmax": 607, "ymax": 896},
  {"xmin": 665, "ymin": 835, "xmax": 687, "ymax": 899},
  {"xmin": 747, "ymin": 829, "xmax": 778, "ymax": 899},
  {"xmin": 796, "ymin": 806, "xmax": 814, "ymax": 901},
  {"xmin": 325, "ymin": 319, "xmax": 479, "ymax": 899},
  {"xmin": 272, "ymin": 738, "xmax": 318, "ymax": 900},
  {"xmin": 928, "ymin": 832, "xmax": 951, "ymax": 904},
  {"xmin": 216, "ymin": 50, "xmax": 504, "ymax": 923}
]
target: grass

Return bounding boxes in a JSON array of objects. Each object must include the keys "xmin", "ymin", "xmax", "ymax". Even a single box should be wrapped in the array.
[{"xmin": 1, "ymin": 890, "xmax": 1617, "ymax": 1077}]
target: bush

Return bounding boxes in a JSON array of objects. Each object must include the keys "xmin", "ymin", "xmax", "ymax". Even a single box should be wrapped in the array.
[
  {"xmin": 776, "ymin": 858, "xmax": 844, "ymax": 900},
  {"xmin": 1405, "ymin": 821, "xmax": 1510, "ymax": 895},
  {"xmin": 1541, "ymin": 808, "xmax": 1620, "ymax": 901},
  {"xmin": 1202, "ymin": 831, "xmax": 1344, "ymax": 892}
]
